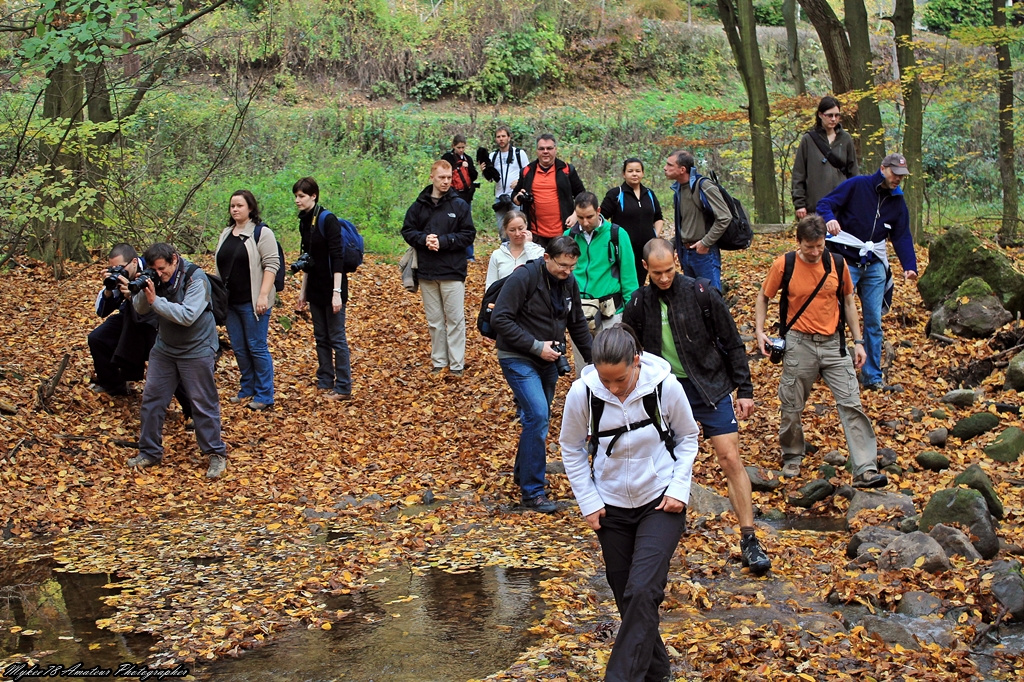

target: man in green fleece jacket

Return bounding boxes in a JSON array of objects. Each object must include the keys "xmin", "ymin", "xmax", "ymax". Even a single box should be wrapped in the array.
[{"xmin": 566, "ymin": 191, "xmax": 639, "ymax": 376}]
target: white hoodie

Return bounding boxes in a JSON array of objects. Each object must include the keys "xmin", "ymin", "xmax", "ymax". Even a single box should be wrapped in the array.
[{"xmin": 560, "ymin": 353, "xmax": 699, "ymax": 517}]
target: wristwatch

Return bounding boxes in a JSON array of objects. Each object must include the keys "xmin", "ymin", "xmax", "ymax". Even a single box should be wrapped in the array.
[
  {"xmin": 332, "ymin": 288, "xmax": 343, "ymax": 293},
  {"xmin": 854, "ymin": 339, "xmax": 864, "ymax": 344}
]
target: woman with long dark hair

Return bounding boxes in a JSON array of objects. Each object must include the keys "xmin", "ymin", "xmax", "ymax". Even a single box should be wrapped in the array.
[
  {"xmin": 214, "ymin": 189, "xmax": 279, "ymax": 410},
  {"xmin": 600, "ymin": 158, "xmax": 664, "ymax": 281},
  {"xmin": 791, "ymin": 96, "xmax": 859, "ymax": 219},
  {"xmin": 560, "ymin": 324, "xmax": 699, "ymax": 681}
]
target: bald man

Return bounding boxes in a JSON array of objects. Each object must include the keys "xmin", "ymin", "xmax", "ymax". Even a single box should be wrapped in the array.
[{"xmin": 622, "ymin": 238, "xmax": 770, "ymax": 575}]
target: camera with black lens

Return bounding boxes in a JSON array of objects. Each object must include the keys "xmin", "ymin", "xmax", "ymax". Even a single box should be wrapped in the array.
[
  {"xmin": 127, "ymin": 268, "xmax": 158, "ymax": 295},
  {"xmin": 290, "ymin": 252, "xmax": 315, "ymax": 274},
  {"xmin": 516, "ymin": 190, "xmax": 534, "ymax": 206},
  {"xmin": 768, "ymin": 338, "xmax": 786, "ymax": 364},
  {"xmin": 551, "ymin": 340, "xmax": 571, "ymax": 376},
  {"xmin": 104, "ymin": 264, "xmax": 128, "ymax": 291},
  {"xmin": 492, "ymin": 193, "xmax": 514, "ymax": 213}
]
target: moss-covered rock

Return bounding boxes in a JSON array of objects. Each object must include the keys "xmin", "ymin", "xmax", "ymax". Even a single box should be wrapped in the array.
[
  {"xmin": 983, "ymin": 426, "xmax": 1024, "ymax": 463},
  {"xmin": 918, "ymin": 226, "xmax": 1024, "ymax": 314},
  {"xmin": 950, "ymin": 412, "xmax": 1000, "ymax": 440},
  {"xmin": 915, "ymin": 451, "xmax": 950, "ymax": 471},
  {"xmin": 920, "ymin": 488, "xmax": 999, "ymax": 559},
  {"xmin": 953, "ymin": 463, "xmax": 1005, "ymax": 519}
]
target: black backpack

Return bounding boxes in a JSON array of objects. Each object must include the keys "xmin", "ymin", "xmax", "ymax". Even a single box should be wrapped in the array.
[
  {"xmin": 185, "ymin": 263, "xmax": 228, "ymax": 326},
  {"xmin": 477, "ymin": 261, "xmax": 539, "ymax": 339},
  {"xmin": 586, "ymin": 380, "xmax": 676, "ymax": 462},
  {"xmin": 692, "ymin": 171, "xmax": 753, "ymax": 251},
  {"xmin": 253, "ymin": 222, "xmax": 286, "ymax": 293}
]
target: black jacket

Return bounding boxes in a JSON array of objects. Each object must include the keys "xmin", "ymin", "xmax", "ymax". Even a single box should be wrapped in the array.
[
  {"xmin": 623, "ymin": 274, "xmax": 753, "ymax": 407},
  {"xmin": 299, "ymin": 204, "xmax": 347, "ymax": 305},
  {"xmin": 441, "ymin": 150, "xmax": 479, "ymax": 204},
  {"xmin": 401, "ymin": 186, "xmax": 476, "ymax": 282},
  {"xmin": 492, "ymin": 258, "xmax": 592, "ymax": 364},
  {"xmin": 515, "ymin": 158, "xmax": 585, "ymax": 236}
]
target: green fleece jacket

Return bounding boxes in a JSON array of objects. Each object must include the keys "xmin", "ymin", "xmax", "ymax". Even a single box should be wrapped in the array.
[{"xmin": 566, "ymin": 218, "xmax": 639, "ymax": 313}]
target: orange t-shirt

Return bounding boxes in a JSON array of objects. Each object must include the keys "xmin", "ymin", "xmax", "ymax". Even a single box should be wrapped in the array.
[
  {"xmin": 531, "ymin": 165, "xmax": 563, "ymax": 238},
  {"xmin": 762, "ymin": 253, "xmax": 853, "ymax": 335}
]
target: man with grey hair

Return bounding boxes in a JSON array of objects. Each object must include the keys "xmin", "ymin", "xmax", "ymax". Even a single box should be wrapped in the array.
[
  {"xmin": 663, "ymin": 149, "xmax": 731, "ymax": 291},
  {"xmin": 513, "ymin": 133, "xmax": 585, "ymax": 248}
]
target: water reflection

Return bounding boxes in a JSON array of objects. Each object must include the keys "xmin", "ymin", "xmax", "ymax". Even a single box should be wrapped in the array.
[{"xmin": 201, "ymin": 565, "xmax": 547, "ymax": 682}]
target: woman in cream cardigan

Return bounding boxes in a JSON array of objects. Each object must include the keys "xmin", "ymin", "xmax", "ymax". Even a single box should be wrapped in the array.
[{"xmin": 214, "ymin": 189, "xmax": 280, "ymax": 410}]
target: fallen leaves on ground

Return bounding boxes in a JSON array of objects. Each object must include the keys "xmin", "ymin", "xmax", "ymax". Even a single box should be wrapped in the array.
[{"xmin": 1, "ymin": 232, "xmax": 1022, "ymax": 679}]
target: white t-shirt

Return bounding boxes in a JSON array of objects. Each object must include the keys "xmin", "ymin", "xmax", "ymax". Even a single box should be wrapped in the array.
[{"xmin": 491, "ymin": 146, "xmax": 531, "ymax": 198}]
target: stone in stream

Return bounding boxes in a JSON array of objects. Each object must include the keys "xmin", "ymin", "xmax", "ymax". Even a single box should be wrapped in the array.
[
  {"xmin": 896, "ymin": 591, "xmax": 943, "ymax": 617},
  {"xmin": 983, "ymin": 426, "xmax": 1024, "ymax": 463},
  {"xmin": 952, "ymin": 463, "xmax": 1004, "ymax": 519},
  {"xmin": 928, "ymin": 523, "xmax": 982, "ymax": 561},
  {"xmin": 921, "ymin": 488, "xmax": 999, "ymax": 559},
  {"xmin": 877, "ymin": 532, "xmax": 951, "ymax": 573},
  {"xmin": 846, "ymin": 490, "xmax": 916, "ymax": 521},
  {"xmin": 915, "ymin": 451, "xmax": 950, "ymax": 472},
  {"xmin": 787, "ymin": 480, "xmax": 834, "ymax": 508}
]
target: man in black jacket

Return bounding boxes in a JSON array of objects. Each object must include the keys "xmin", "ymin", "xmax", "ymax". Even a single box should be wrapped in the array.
[
  {"xmin": 401, "ymin": 160, "xmax": 477, "ymax": 376},
  {"xmin": 513, "ymin": 134, "xmax": 585, "ymax": 248},
  {"xmin": 623, "ymin": 239, "xmax": 770, "ymax": 575},
  {"xmin": 492, "ymin": 236, "xmax": 592, "ymax": 513}
]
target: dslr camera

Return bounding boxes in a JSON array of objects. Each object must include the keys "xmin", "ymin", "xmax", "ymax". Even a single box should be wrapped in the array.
[
  {"xmin": 104, "ymin": 264, "xmax": 128, "ymax": 291},
  {"xmin": 290, "ymin": 253, "xmax": 315, "ymax": 274},
  {"xmin": 551, "ymin": 340, "xmax": 571, "ymax": 377},
  {"xmin": 516, "ymin": 189, "xmax": 534, "ymax": 206},
  {"xmin": 492, "ymin": 193, "xmax": 514, "ymax": 213},
  {"xmin": 768, "ymin": 338, "xmax": 786, "ymax": 364},
  {"xmin": 127, "ymin": 268, "xmax": 158, "ymax": 295}
]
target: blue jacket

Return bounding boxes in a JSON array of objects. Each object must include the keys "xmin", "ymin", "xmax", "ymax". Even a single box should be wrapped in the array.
[{"xmin": 816, "ymin": 170, "xmax": 917, "ymax": 273}]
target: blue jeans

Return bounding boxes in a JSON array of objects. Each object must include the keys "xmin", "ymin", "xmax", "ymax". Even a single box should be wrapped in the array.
[
  {"xmin": 679, "ymin": 244, "xmax": 721, "ymax": 290},
  {"xmin": 847, "ymin": 259, "xmax": 886, "ymax": 386},
  {"xmin": 225, "ymin": 303, "xmax": 274, "ymax": 404},
  {"xmin": 499, "ymin": 355, "xmax": 558, "ymax": 500},
  {"xmin": 309, "ymin": 301, "xmax": 351, "ymax": 394}
]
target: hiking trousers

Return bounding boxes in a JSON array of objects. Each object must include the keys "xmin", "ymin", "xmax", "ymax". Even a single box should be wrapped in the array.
[
  {"xmin": 597, "ymin": 494, "xmax": 685, "ymax": 682},
  {"xmin": 777, "ymin": 330, "xmax": 877, "ymax": 475}
]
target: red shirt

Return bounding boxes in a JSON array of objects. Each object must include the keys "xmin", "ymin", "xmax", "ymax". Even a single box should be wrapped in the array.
[{"xmin": 531, "ymin": 165, "xmax": 562, "ymax": 238}]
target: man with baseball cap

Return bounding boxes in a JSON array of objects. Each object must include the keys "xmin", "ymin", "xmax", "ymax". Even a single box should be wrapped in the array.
[{"xmin": 816, "ymin": 153, "xmax": 918, "ymax": 391}]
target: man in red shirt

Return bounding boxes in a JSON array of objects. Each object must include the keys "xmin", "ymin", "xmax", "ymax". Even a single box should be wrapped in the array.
[{"xmin": 513, "ymin": 134, "xmax": 585, "ymax": 248}]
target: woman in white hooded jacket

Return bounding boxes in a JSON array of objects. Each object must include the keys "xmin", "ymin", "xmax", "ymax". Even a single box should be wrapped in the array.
[{"xmin": 560, "ymin": 323, "xmax": 699, "ymax": 682}]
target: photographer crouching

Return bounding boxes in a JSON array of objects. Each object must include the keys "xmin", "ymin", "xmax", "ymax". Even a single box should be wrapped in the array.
[
  {"xmin": 127, "ymin": 243, "xmax": 227, "ymax": 479},
  {"xmin": 89, "ymin": 244, "xmax": 194, "ymax": 421}
]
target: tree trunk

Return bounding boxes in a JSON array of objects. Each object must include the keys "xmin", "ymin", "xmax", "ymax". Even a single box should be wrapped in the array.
[
  {"xmin": 886, "ymin": 0, "xmax": 924, "ymax": 242},
  {"xmin": 994, "ymin": 0, "xmax": 1019, "ymax": 243},
  {"xmin": 783, "ymin": 0, "xmax": 806, "ymax": 95},
  {"xmin": 717, "ymin": 0, "xmax": 781, "ymax": 222},
  {"xmin": 796, "ymin": 0, "xmax": 852, "ymax": 92},
  {"xmin": 844, "ymin": 0, "xmax": 886, "ymax": 169}
]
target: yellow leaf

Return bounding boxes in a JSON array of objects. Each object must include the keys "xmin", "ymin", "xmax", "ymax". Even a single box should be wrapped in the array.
[
  {"xmin": 266, "ymin": 523, "xmax": 282, "ymax": 531},
  {"xmin": 321, "ymin": 622, "xmax": 332, "ymax": 630},
  {"xmin": 913, "ymin": 556, "xmax": 927, "ymax": 568}
]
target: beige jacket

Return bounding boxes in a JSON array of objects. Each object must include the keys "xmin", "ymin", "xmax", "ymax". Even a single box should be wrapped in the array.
[{"xmin": 214, "ymin": 220, "xmax": 281, "ymax": 313}]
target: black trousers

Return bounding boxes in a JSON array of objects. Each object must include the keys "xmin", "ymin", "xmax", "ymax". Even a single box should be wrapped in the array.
[
  {"xmin": 596, "ymin": 495, "xmax": 685, "ymax": 682},
  {"xmin": 87, "ymin": 314, "xmax": 193, "ymax": 418}
]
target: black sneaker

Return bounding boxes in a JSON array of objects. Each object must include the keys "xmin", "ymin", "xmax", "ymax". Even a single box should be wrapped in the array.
[
  {"xmin": 740, "ymin": 535, "xmax": 772, "ymax": 576},
  {"xmin": 521, "ymin": 495, "xmax": 556, "ymax": 514},
  {"xmin": 852, "ymin": 470, "xmax": 888, "ymax": 489}
]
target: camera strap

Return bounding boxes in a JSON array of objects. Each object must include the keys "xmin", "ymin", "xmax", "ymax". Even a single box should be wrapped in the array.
[{"xmin": 779, "ymin": 251, "xmax": 832, "ymax": 337}]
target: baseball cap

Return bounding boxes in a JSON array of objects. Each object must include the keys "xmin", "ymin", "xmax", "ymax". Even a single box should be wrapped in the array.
[{"xmin": 881, "ymin": 153, "xmax": 910, "ymax": 175}]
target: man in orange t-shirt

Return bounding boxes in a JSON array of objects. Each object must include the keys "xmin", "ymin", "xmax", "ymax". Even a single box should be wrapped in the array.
[
  {"xmin": 513, "ymin": 133, "xmax": 585, "ymax": 249},
  {"xmin": 754, "ymin": 214, "xmax": 888, "ymax": 489}
]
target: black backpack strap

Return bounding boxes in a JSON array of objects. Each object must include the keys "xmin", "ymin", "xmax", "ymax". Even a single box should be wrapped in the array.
[
  {"xmin": 694, "ymin": 277, "xmax": 715, "ymax": 341},
  {"xmin": 808, "ymin": 130, "xmax": 850, "ymax": 176},
  {"xmin": 778, "ymin": 252, "xmax": 796, "ymax": 335},
  {"xmin": 608, "ymin": 223, "xmax": 621, "ymax": 281},
  {"xmin": 779, "ymin": 251, "xmax": 831, "ymax": 336},
  {"xmin": 643, "ymin": 381, "xmax": 676, "ymax": 461},
  {"xmin": 588, "ymin": 380, "xmax": 675, "ymax": 462},
  {"xmin": 587, "ymin": 387, "xmax": 605, "ymax": 463},
  {"xmin": 834, "ymin": 253, "xmax": 848, "ymax": 357}
]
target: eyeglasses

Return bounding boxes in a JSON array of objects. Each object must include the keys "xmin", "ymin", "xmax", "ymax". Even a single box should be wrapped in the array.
[
  {"xmin": 822, "ymin": 112, "xmax": 841, "ymax": 119},
  {"xmin": 537, "ymin": 146, "xmax": 556, "ymax": 152},
  {"xmin": 551, "ymin": 259, "xmax": 577, "ymax": 271}
]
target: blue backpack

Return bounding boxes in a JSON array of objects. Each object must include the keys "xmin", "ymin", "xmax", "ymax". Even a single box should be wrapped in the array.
[
  {"xmin": 316, "ymin": 210, "xmax": 364, "ymax": 273},
  {"xmin": 252, "ymin": 222, "xmax": 286, "ymax": 292}
]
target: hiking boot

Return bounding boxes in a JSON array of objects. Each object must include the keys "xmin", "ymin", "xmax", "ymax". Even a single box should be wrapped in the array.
[
  {"xmin": 127, "ymin": 454, "xmax": 159, "ymax": 468},
  {"xmin": 229, "ymin": 395, "xmax": 253, "ymax": 404},
  {"xmin": 246, "ymin": 401, "xmax": 272, "ymax": 411},
  {"xmin": 852, "ymin": 470, "xmax": 888, "ymax": 489},
  {"xmin": 430, "ymin": 367, "xmax": 445, "ymax": 375},
  {"xmin": 206, "ymin": 455, "xmax": 227, "ymax": 479},
  {"xmin": 449, "ymin": 369, "xmax": 464, "ymax": 377},
  {"xmin": 184, "ymin": 419, "xmax": 195, "ymax": 432},
  {"xmin": 327, "ymin": 392, "xmax": 352, "ymax": 401},
  {"xmin": 740, "ymin": 535, "xmax": 772, "ymax": 576},
  {"xmin": 522, "ymin": 495, "xmax": 557, "ymax": 514},
  {"xmin": 781, "ymin": 459, "xmax": 801, "ymax": 478}
]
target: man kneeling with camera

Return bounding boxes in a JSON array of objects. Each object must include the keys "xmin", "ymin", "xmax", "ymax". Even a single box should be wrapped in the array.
[
  {"xmin": 491, "ymin": 235, "xmax": 593, "ymax": 513},
  {"xmin": 127, "ymin": 243, "xmax": 227, "ymax": 479},
  {"xmin": 754, "ymin": 214, "xmax": 887, "ymax": 489}
]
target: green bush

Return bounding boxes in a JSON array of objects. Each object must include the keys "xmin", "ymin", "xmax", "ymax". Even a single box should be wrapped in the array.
[
  {"xmin": 922, "ymin": 0, "xmax": 991, "ymax": 35},
  {"xmin": 463, "ymin": 21, "xmax": 565, "ymax": 103},
  {"xmin": 753, "ymin": 0, "xmax": 785, "ymax": 26}
]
